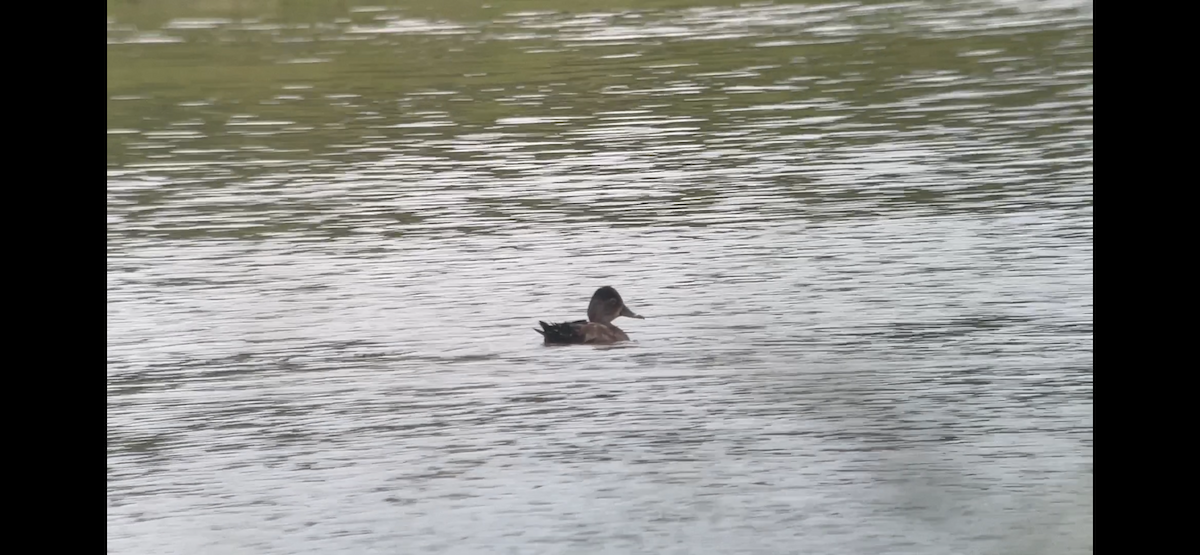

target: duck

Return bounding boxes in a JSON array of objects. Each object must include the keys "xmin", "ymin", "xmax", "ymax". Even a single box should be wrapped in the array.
[{"xmin": 535, "ymin": 286, "xmax": 644, "ymax": 345}]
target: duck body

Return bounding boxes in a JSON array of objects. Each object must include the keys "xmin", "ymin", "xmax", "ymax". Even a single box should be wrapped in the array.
[
  {"xmin": 536, "ymin": 320, "xmax": 630, "ymax": 345},
  {"xmin": 535, "ymin": 286, "xmax": 643, "ymax": 345}
]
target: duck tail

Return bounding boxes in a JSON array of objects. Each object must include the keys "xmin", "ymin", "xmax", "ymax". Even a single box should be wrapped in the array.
[{"xmin": 537, "ymin": 320, "xmax": 585, "ymax": 344}]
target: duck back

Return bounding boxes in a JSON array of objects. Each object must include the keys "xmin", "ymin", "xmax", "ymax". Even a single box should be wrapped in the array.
[{"xmin": 535, "ymin": 320, "xmax": 588, "ymax": 344}]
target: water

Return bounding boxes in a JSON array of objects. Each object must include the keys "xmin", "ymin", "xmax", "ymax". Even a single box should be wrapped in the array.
[{"xmin": 107, "ymin": 0, "xmax": 1092, "ymax": 553}]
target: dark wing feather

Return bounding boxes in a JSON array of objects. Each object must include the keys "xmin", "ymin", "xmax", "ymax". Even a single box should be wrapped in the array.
[{"xmin": 536, "ymin": 320, "xmax": 588, "ymax": 344}]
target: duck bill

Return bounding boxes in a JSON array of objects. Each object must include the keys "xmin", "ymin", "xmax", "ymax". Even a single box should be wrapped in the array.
[{"xmin": 620, "ymin": 305, "xmax": 644, "ymax": 319}]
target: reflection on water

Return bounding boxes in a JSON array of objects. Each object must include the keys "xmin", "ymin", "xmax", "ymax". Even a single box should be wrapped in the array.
[{"xmin": 108, "ymin": 1, "xmax": 1092, "ymax": 553}]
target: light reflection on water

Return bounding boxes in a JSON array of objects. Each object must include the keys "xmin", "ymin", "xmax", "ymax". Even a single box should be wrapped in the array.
[{"xmin": 108, "ymin": 1, "xmax": 1091, "ymax": 553}]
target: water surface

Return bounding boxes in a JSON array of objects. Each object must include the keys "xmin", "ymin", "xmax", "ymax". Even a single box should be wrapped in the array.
[{"xmin": 107, "ymin": 1, "xmax": 1093, "ymax": 553}]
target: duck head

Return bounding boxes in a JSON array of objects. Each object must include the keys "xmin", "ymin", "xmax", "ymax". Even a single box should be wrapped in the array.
[{"xmin": 586, "ymin": 286, "xmax": 644, "ymax": 324}]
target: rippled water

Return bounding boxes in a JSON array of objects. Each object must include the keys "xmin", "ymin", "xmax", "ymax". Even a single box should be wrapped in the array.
[{"xmin": 107, "ymin": 0, "xmax": 1092, "ymax": 553}]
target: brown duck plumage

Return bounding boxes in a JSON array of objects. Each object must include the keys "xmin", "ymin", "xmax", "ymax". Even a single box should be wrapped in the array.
[{"xmin": 535, "ymin": 286, "xmax": 644, "ymax": 345}]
